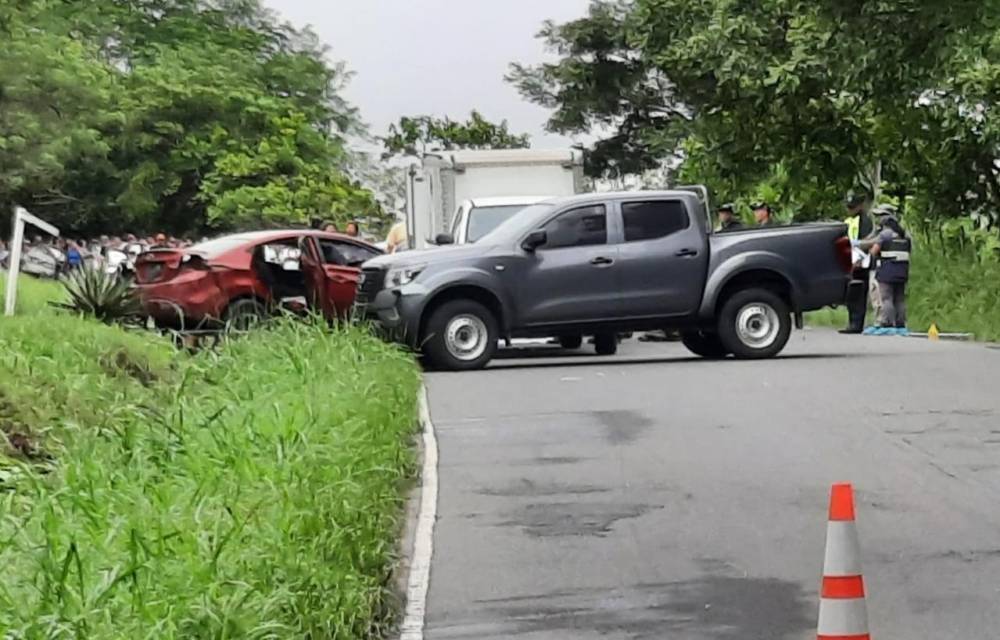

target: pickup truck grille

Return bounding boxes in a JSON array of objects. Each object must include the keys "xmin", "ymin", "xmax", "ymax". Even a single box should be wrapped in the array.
[{"xmin": 353, "ymin": 267, "xmax": 385, "ymax": 317}]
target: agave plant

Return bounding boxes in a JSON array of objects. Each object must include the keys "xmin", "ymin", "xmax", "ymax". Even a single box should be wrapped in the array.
[{"xmin": 57, "ymin": 268, "xmax": 142, "ymax": 323}]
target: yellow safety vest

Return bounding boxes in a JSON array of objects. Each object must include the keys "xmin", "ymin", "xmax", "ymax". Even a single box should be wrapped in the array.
[{"xmin": 845, "ymin": 215, "xmax": 861, "ymax": 241}]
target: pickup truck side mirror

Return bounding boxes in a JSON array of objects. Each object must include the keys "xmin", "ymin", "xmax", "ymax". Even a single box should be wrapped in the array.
[
  {"xmin": 434, "ymin": 233, "xmax": 455, "ymax": 246},
  {"xmin": 521, "ymin": 229, "xmax": 547, "ymax": 252}
]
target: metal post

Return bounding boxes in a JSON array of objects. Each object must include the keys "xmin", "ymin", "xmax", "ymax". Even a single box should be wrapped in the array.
[
  {"xmin": 4, "ymin": 217, "xmax": 25, "ymax": 316},
  {"xmin": 4, "ymin": 207, "xmax": 60, "ymax": 317}
]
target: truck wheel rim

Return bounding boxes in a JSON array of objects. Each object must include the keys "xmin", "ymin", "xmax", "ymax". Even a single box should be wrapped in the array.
[
  {"xmin": 736, "ymin": 303, "xmax": 780, "ymax": 349},
  {"xmin": 445, "ymin": 314, "xmax": 489, "ymax": 361}
]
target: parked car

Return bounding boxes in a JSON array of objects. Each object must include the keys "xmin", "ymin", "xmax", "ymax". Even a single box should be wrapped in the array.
[
  {"xmin": 20, "ymin": 244, "xmax": 64, "ymax": 279},
  {"xmin": 135, "ymin": 230, "xmax": 382, "ymax": 329},
  {"xmin": 355, "ymin": 190, "xmax": 854, "ymax": 370}
]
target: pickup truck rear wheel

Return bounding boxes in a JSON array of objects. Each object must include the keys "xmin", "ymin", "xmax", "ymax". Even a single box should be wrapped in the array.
[
  {"xmin": 681, "ymin": 331, "xmax": 730, "ymax": 359},
  {"xmin": 422, "ymin": 299, "xmax": 498, "ymax": 371},
  {"xmin": 594, "ymin": 332, "xmax": 618, "ymax": 356},
  {"xmin": 717, "ymin": 288, "xmax": 791, "ymax": 359}
]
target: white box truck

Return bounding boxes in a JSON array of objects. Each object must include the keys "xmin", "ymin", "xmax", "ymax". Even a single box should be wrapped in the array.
[{"xmin": 404, "ymin": 148, "xmax": 585, "ymax": 250}]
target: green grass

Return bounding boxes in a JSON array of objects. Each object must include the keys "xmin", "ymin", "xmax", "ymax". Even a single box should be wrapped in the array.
[{"xmin": 1, "ymin": 276, "xmax": 421, "ymax": 638}]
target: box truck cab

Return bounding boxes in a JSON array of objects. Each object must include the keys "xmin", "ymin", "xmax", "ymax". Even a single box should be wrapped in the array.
[
  {"xmin": 445, "ymin": 195, "xmax": 551, "ymax": 245},
  {"xmin": 405, "ymin": 148, "xmax": 585, "ymax": 250}
]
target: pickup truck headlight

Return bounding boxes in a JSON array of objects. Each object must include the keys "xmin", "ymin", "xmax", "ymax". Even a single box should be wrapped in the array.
[{"xmin": 386, "ymin": 264, "xmax": 426, "ymax": 288}]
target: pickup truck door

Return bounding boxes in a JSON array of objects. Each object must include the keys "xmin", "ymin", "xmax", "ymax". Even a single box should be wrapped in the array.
[
  {"xmin": 517, "ymin": 203, "xmax": 622, "ymax": 326},
  {"xmin": 615, "ymin": 199, "xmax": 709, "ymax": 318}
]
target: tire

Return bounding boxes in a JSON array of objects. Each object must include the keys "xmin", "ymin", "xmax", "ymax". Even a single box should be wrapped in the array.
[
  {"xmin": 681, "ymin": 331, "xmax": 730, "ymax": 359},
  {"xmin": 421, "ymin": 299, "xmax": 498, "ymax": 371},
  {"xmin": 594, "ymin": 332, "xmax": 618, "ymax": 356},
  {"xmin": 716, "ymin": 288, "xmax": 792, "ymax": 359},
  {"xmin": 225, "ymin": 298, "xmax": 267, "ymax": 332},
  {"xmin": 558, "ymin": 334, "xmax": 584, "ymax": 350}
]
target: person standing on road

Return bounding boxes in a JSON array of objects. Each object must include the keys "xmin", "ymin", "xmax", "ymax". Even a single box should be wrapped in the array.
[
  {"xmin": 752, "ymin": 202, "xmax": 775, "ymax": 227},
  {"xmin": 717, "ymin": 203, "xmax": 744, "ymax": 232},
  {"xmin": 859, "ymin": 205, "xmax": 911, "ymax": 335},
  {"xmin": 345, "ymin": 221, "xmax": 360, "ymax": 238},
  {"xmin": 840, "ymin": 193, "xmax": 875, "ymax": 334}
]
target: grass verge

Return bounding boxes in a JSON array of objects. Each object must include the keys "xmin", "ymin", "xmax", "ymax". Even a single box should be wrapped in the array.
[{"xmin": 1, "ymin": 276, "xmax": 421, "ymax": 638}]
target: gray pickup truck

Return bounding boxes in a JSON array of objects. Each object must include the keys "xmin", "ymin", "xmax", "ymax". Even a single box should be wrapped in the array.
[{"xmin": 355, "ymin": 190, "xmax": 853, "ymax": 370}]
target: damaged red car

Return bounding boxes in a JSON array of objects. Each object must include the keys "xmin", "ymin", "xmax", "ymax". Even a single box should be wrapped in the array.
[{"xmin": 134, "ymin": 230, "xmax": 382, "ymax": 329}]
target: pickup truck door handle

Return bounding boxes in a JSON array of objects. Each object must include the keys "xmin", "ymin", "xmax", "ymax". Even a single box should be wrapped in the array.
[
  {"xmin": 590, "ymin": 256, "xmax": 615, "ymax": 267},
  {"xmin": 675, "ymin": 248, "xmax": 699, "ymax": 258}
]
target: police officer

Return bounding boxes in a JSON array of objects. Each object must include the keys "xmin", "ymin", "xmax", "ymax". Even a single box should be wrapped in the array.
[
  {"xmin": 860, "ymin": 205, "xmax": 911, "ymax": 335},
  {"xmin": 840, "ymin": 192, "xmax": 875, "ymax": 334},
  {"xmin": 751, "ymin": 202, "xmax": 775, "ymax": 227},
  {"xmin": 717, "ymin": 203, "xmax": 744, "ymax": 232}
]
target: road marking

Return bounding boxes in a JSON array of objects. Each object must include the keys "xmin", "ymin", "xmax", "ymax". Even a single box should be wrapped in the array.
[{"xmin": 400, "ymin": 385, "xmax": 439, "ymax": 640}]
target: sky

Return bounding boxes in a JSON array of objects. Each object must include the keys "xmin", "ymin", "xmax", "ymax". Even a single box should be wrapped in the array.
[{"xmin": 265, "ymin": 0, "xmax": 591, "ymax": 149}]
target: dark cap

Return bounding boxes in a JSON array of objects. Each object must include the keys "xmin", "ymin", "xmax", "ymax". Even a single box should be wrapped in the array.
[
  {"xmin": 717, "ymin": 203, "xmax": 735, "ymax": 214},
  {"xmin": 750, "ymin": 201, "xmax": 770, "ymax": 211},
  {"xmin": 845, "ymin": 192, "xmax": 866, "ymax": 208}
]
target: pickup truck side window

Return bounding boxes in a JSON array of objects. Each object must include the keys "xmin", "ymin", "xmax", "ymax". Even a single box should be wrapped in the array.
[
  {"xmin": 622, "ymin": 201, "xmax": 690, "ymax": 242},
  {"xmin": 542, "ymin": 204, "xmax": 607, "ymax": 249}
]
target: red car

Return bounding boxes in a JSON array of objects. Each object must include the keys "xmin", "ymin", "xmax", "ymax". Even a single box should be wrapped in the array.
[{"xmin": 134, "ymin": 230, "xmax": 383, "ymax": 329}]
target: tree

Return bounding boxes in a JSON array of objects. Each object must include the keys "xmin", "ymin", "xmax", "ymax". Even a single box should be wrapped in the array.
[
  {"xmin": 512, "ymin": 0, "xmax": 1000, "ymax": 219},
  {"xmin": 382, "ymin": 110, "xmax": 530, "ymax": 156},
  {"xmin": 0, "ymin": 0, "xmax": 379, "ymax": 235}
]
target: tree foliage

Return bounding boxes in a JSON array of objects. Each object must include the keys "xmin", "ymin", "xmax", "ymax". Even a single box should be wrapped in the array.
[
  {"xmin": 512, "ymin": 0, "xmax": 1000, "ymax": 221},
  {"xmin": 382, "ymin": 110, "xmax": 530, "ymax": 156},
  {"xmin": 0, "ymin": 0, "xmax": 380, "ymax": 235}
]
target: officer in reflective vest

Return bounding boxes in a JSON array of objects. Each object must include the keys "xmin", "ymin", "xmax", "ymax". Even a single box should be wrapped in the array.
[
  {"xmin": 840, "ymin": 192, "xmax": 875, "ymax": 334},
  {"xmin": 859, "ymin": 205, "xmax": 911, "ymax": 335}
]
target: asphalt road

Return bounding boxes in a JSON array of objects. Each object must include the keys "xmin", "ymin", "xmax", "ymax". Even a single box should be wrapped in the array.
[{"xmin": 422, "ymin": 330, "xmax": 1000, "ymax": 639}]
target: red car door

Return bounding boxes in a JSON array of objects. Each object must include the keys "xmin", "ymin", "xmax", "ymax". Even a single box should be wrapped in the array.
[
  {"xmin": 323, "ymin": 263, "xmax": 361, "ymax": 320},
  {"xmin": 300, "ymin": 237, "xmax": 366, "ymax": 321},
  {"xmin": 299, "ymin": 237, "xmax": 332, "ymax": 317}
]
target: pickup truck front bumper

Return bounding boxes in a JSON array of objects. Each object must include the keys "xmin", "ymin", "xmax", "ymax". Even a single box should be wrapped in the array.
[{"xmin": 353, "ymin": 283, "xmax": 427, "ymax": 347}]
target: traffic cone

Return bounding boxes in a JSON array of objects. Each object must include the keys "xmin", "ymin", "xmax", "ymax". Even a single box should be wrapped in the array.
[
  {"xmin": 818, "ymin": 483, "xmax": 870, "ymax": 640},
  {"xmin": 928, "ymin": 324, "xmax": 940, "ymax": 341}
]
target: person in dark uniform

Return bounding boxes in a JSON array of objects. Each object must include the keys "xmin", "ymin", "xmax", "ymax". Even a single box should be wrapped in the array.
[
  {"xmin": 840, "ymin": 192, "xmax": 875, "ymax": 334},
  {"xmin": 860, "ymin": 205, "xmax": 912, "ymax": 335},
  {"xmin": 717, "ymin": 203, "xmax": 744, "ymax": 232},
  {"xmin": 752, "ymin": 202, "xmax": 775, "ymax": 227}
]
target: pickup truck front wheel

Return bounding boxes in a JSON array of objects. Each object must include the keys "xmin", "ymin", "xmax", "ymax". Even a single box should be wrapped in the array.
[
  {"xmin": 422, "ymin": 300, "xmax": 498, "ymax": 371},
  {"xmin": 717, "ymin": 289, "xmax": 792, "ymax": 359}
]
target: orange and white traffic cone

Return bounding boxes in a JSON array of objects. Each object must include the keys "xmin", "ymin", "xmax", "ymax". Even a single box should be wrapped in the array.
[{"xmin": 818, "ymin": 483, "xmax": 871, "ymax": 640}]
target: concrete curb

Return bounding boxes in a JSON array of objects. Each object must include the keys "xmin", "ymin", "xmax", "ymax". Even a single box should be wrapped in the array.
[{"xmin": 395, "ymin": 385, "xmax": 438, "ymax": 640}]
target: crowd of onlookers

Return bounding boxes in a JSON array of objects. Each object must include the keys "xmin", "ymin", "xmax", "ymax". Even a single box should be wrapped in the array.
[
  {"xmin": 0, "ymin": 219, "xmax": 384, "ymax": 278},
  {"xmin": 0, "ymin": 233, "xmax": 203, "ymax": 278}
]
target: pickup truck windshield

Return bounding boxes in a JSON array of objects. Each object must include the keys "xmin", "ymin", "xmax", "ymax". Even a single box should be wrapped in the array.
[
  {"xmin": 467, "ymin": 205, "xmax": 531, "ymax": 243},
  {"xmin": 476, "ymin": 203, "xmax": 556, "ymax": 245}
]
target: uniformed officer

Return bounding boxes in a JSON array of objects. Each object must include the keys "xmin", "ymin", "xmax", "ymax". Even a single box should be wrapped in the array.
[
  {"xmin": 840, "ymin": 192, "xmax": 875, "ymax": 334},
  {"xmin": 752, "ymin": 202, "xmax": 775, "ymax": 227},
  {"xmin": 717, "ymin": 203, "xmax": 744, "ymax": 232},
  {"xmin": 859, "ymin": 205, "xmax": 911, "ymax": 335}
]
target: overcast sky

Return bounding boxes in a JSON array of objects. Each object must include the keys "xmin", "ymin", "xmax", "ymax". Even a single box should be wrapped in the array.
[{"xmin": 265, "ymin": 0, "xmax": 590, "ymax": 149}]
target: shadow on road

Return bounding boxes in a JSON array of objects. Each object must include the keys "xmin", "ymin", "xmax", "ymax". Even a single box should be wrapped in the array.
[
  {"xmin": 472, "ymin": 569, "xmax": 813, "ymax": 639},
  {"xmin": 487, "ymin": 350, "xmax": 868, "ymax": 371}
]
